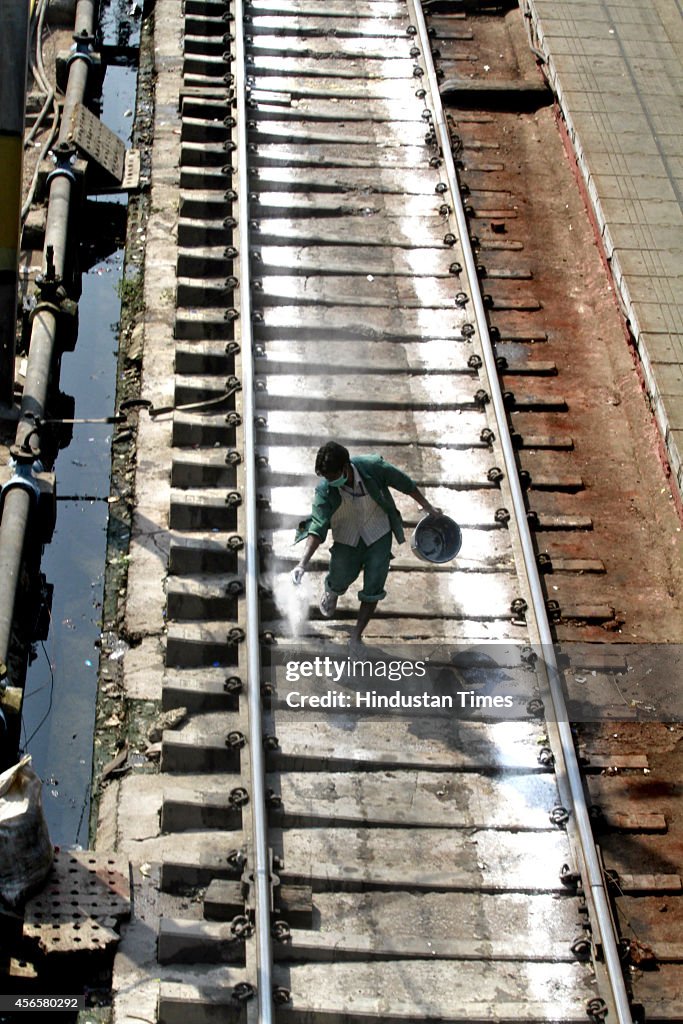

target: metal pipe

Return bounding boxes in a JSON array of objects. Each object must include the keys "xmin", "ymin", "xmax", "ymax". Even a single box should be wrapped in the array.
[
  {"xmin": 408, "ymin": 3, "xmax": 633, "ymax": 1021},
  {"xmin": 234, "ymin": 1, "xmax": 275, "ymax": 1020},
  {"xmin": 0, "ymin": 488, "xmax": 31, "ymax": 679},
  {"xmin": 0, "ymin": 0, "xmax": 31, "ymax": 406},
  {"xmin": 0, "ymin": 0, "xmax": 96, "ymax": 692}
]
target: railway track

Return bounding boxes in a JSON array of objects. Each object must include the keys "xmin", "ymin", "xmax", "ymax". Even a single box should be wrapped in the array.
[{"xmin": 117, "ymin": 0, "xmax": 662, "ymax": 1020}]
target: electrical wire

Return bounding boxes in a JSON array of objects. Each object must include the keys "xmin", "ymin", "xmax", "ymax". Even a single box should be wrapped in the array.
[{"xmin": 22, "ymin": 0, "xmax": 62, "ymax": 222}]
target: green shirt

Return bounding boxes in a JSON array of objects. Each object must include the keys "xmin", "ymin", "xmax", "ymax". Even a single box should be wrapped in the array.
[{"xmin": 295, "ymin": 454, "xmax": 416, "ymax": 546}]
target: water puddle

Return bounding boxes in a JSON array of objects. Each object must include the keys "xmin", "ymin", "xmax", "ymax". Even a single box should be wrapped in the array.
[{"xmin": 19, "ymin": 44, "xmax": 138, "ymax": 844}]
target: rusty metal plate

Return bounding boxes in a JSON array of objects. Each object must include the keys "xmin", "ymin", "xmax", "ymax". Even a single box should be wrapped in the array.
[
  {"xmin": 69, "ymin": 102, "xmax": 126, "ymax": 183},
  {"xmin": 23, "ymin": 849, "xmax": 130, "ymax": 955}
]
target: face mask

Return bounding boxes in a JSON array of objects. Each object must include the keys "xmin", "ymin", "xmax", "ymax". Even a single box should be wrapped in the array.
[{"xmin": 328, "ymin": 472, "xmax": 347, "ymax": 488}]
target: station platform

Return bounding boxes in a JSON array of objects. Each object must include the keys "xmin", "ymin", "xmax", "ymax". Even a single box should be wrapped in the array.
[{"xmin": 524, "ymin": 0, "xmax": 683, "ymax": 497}]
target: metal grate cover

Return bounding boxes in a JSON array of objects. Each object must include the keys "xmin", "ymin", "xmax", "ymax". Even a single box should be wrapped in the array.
[{"xmin": 23, "ymin": 849, "xmax": 130, "ymax": 955}]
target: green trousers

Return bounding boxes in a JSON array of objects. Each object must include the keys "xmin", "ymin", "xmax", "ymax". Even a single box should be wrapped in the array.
[{"xmin": 325, "ymin": 532, "xmax": 393, "ymax": 603}]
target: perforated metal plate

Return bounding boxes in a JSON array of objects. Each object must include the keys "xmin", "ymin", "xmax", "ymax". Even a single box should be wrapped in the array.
[
  {"xmin": 23, "ymin": 849, "xmax": 130, "ymax": 955},
  {"xmin": 68, "ymin": 102, "xmax": 126, "ymax": 183}
]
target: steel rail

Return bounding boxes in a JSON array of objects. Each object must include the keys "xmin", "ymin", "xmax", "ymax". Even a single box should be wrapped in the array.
[
  {"xmin": 233, "ymin": 1, "xmax": 275, "ymax": 1019},
  {"xmin": 408, "ymin": 3, "xmax": 633, "ymax": 1022}
]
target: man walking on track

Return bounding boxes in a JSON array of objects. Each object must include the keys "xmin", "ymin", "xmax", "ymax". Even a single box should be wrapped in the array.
[{"xmin": 292, "ymin": 441, "xmax": 439, "ymax": 643}]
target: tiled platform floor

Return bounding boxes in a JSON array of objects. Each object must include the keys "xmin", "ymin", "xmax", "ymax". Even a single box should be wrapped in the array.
[{"xmin": 525, "ymin": 0, "xmax": 683, "ymax": 495}]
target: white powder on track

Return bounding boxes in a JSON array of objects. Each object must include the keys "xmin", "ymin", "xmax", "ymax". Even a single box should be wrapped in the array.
[{"xmin": 271, "ymin": 571, "xmax": 312, "ymax": 637}]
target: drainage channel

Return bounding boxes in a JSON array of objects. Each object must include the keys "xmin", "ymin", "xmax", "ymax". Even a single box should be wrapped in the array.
[{"xmin": 19, "ymin": 10, "xmax": 139, "ymax": 847}]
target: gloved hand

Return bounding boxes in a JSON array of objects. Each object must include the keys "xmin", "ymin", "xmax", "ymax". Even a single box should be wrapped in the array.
[{"xmin": 291, "ymin": 565, "xmax": 306, "ymax": 585}]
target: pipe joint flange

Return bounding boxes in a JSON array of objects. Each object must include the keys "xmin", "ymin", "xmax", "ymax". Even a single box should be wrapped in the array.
[
  {"xmin": 46, "ymin": 142, "xmax": 79, "ymax": 188},
  {"xmin": 1, "ymin": 459, "xmax": 43, "ymax": 505},
  {"xmin": 67, "ymin": 31, "xmax": 98, "ymax": 69},
  {"xmin": 28, "ymin": 298, "xmax": 63, "ymax": 327}
]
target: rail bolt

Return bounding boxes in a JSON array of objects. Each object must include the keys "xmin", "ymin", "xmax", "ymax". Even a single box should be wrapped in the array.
[
  {"xmin": 494, "ymin": 508, "xmax": 510, "ymax": 526},
  {"xmin": 227, "ymin": 627, "xmax": 246, "ymax": 645},
  {"xmin": 232, "ymin": 983, "xmax": 255, "ymax": 1004},
  {"xmin": 416, "ymin": 88, "xmax": 427, "ymax": 99},
  {"xmin": 223, "ymin": 307, "xmax": 239, "ymax": 321},
  {"xmin": 226, "ymin": 731, "xmax": 246, "ymax": 750},
  {"xmin": 538, "ymin": 746, "xmax": 554, "ymax": 767},
  {"xmin": 560, "ymin": 863, "xmax": 580, "ymax": 887},
  {"xmin": 439, "ymin": 203, "xmax": 450, "ymax": 216},
  {"xmin": 586, "ymin": 998, "xmax": 608, "ymax": 1022},
  {"xmin": 449, "ymin": 261, "xmax": 462, "ymax": 275},
  {"xmin": 571, "ymin": 937, "xmax": 592, "ymax": 961},
  {"xmin": 229, "ymin": 787, "xmax": 250, "ymax": 808},
  {"xmin": 456, "ymin": 293, "xmax": 470, "ymax": 309},
  {"xmin": 480, "ymin": 428, "xmax": 495, "ymax": 447},
  {"xmin": 443, "ymin": 233, "xmax": 457, "ymax": 247},
  {"xmin": 227, "ymin": 580, "xmax": 244, "ymax": 596},
  {"xmin": 487, "ymin": 467, "xmax": 504, "ymax": 485},
  {"xmin": 406, "ymin": 24, "xmax": 417, "ymax": 35},
  {"xmin": 429, "ymin": 156, "xmax": 441, "ymax": 168},
  {"xmin": 474, "ymin": 389, "xmax": 490, "ymax": 406},
  {"xmin": 526, "ymin": 698, "xmax": 545, "ymax": 717},
  {"xmin": 546, "ymin": 599, "xmax": 561, "ymax": 622},
  {"xmin": 537, "ymin": 552, "xmax": 552, "ymax": 573},
  {"xmin": 495, "ymin": 355, "xmax": 508, "ymax": 371},
  {"xmin": 409, "ymin": 46, "xmax": 420, "ymax": 58},
  {"xmin": 272, "ymin": 920, "xmax": 291, "ymax": 942},
  {"xmin": 227, "ymin": 849, "xmax": 246, "ymax": 870},
  {"xmin": 224, "ymin": 676, "xmax": 243, "ymax": 694},
  {"xmin": 230, "ymin": 915, "xmax": 253, "ymax": 938},
  {"xmin": 264, "ymin": 734, "xmax": 280, "ymax": 751},
  {"xmin": 549, "ymin": 805, "xmax": 570, "ymax": 828},
  {"xmin": 225, "ymin": 449, "xmax": 242, "ymax": 466},
  {"xmin": 273, "ymin": 988, "xmax": 291, "ymax": 1006},
  {"xmin": 225, "ymin": 492, "xmax": 242, "ymax": 507},
  {"xmin": 510, "ymin": 597, "xmax": 527, "ymax": 620},
  {"xmin": 468, "ymin": 354, "xmax": 482, "ymax": 370},
  {"xmin": 267, "ymin": 789, "xmax": 283, "ymax": 808},
  {"xmin": 226, "ymin": 412, "xmax": 242, "ymax": 427},
  {"xmin": 413, "ymin": 66, "xmax": 424, "ymax": 78}
]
